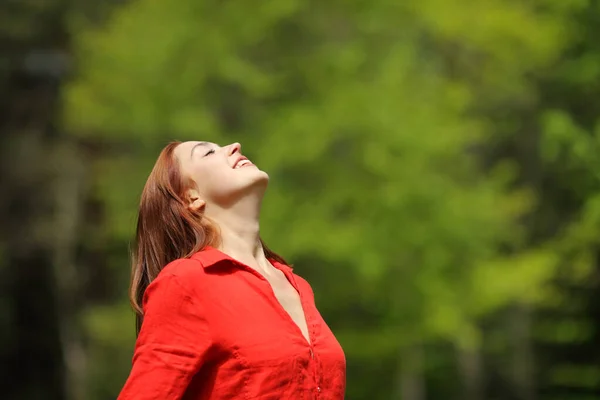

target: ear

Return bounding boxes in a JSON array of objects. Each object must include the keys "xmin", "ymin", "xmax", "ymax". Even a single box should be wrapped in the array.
[{"xmin": 187, "ymin": 189, "xmax": 206, "ymax": 212}]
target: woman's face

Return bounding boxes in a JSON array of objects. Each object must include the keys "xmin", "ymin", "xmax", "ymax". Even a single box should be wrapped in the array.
[{"xmin": 174, "ymin": 141, "xmax": 269, "ymax": 208}]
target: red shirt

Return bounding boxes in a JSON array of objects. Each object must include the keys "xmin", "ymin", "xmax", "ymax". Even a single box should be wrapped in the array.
[{"xmin": 118, "ymin": 247, "xmax": 346, "ymax": 399}]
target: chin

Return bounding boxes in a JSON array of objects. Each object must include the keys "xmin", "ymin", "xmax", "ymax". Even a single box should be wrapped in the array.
[
  {"xmin": 236, "ymin": 168, "xmax": 269, "ymax": 192},
  {"xmin": 252, "ymin": 171, "xmax": 269, "ymax": 189},
  {"xmin": 257, "ymin": 169, "xmax": 269, "ymax": 181}
]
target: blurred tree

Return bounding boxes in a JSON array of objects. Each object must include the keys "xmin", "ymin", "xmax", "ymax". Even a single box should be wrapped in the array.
[
  {"xmin": 63, "ymin": 0, "xmax": 599, "ymax": 399},
  {"xmin": 0, "ymin": 1, "xmax": 70, "ymax": 399}
]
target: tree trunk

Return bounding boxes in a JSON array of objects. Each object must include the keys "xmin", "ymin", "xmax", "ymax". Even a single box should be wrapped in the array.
[
  {"xmin": 394, "ymin": 344, "xmax": 426, "ymax": 400},
  {"xmin": 0, "ymin": 90, "xmax": 66, "ymax": 400},
  {"xmin": 0, "ymin": 4, "xmax": 71, "ymax": 399},
  {"xmin": 510, "ymin": 304, "xmax": 535, "ymax": 400},
  {"xmin": 457, "ymin": 344, "xmax": 484, "ymax": 400},
  {"xmin": 51, "ymin": 140, "xmax": 88, "ymax": 400}
]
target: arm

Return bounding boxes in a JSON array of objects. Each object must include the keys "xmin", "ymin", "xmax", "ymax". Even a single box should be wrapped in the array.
[{"xmin": 118, "ymin": 268, "xmax": 212, "ymax": 400}]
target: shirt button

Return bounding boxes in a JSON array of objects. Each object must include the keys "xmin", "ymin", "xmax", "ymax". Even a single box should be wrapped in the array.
[
  {"xmin": 317, "ymin": 386, "xmax": 321, "ymax": 392},
  {"xmin": 310, "ymin": 349, "xmax": 314, "ymax": 359}
]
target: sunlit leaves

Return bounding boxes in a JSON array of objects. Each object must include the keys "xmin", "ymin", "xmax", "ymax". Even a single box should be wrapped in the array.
[{"xmin": 64, "ymin": 0, "xmax": 592, "ymax": 397}]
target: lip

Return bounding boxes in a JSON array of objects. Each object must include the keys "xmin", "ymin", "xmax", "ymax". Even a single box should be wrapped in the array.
[{"xmin": 233, "ymin": 156, "xmax": 254, "ymax": 169}]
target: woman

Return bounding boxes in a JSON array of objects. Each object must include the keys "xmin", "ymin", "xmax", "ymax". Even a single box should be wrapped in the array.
[{"xmin": 117, "ymin": 141, "xmax": 346, "ymax": 399}]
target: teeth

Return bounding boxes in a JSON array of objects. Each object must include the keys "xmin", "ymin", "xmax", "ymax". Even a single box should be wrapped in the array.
[{"xmin": 235, "ymin": 160, "xmax": 250, "ymax": 169}]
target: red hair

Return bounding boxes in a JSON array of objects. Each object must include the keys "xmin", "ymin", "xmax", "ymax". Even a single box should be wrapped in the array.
[{"xmin": 130, "ymin": 141, "xmax": 286, "ymax": 334}]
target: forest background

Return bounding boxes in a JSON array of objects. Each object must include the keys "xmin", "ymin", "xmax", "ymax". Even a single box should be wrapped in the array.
[{"xmin": 1, "ymin": 0, "xmax": 600, "ymax": 399}]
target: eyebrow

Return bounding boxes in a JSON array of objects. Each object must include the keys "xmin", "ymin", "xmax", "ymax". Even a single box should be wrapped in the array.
[{"xmin": 190, "ymin": 142, "xmax": 209, "ymax": 159}]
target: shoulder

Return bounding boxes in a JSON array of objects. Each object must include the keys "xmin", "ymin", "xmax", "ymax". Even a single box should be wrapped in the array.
[
  {"xmin": 150, "ymin": 246, "xmax": 227, "ymax": 288},
  {"xmin": 142, "ymin": 256, "xmax": 208, "ymax": 312},
  {"xmin": 162, "ymin": 256, "xmax": 205, "ymax": 278},
  {"xmin": 146, "ymin": 256, "xmax": 205, "ymax": 298}
]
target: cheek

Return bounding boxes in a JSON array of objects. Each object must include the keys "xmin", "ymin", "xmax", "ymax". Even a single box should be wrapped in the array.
[{"xmin": 192, "ymin": 164, "xmax": 233, "ymax": 198}]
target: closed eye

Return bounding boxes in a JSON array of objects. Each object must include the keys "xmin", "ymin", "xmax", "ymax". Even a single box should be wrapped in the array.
[{"xmin": 204, "ymin": 149, "xmax": 215, "ymax": 156}]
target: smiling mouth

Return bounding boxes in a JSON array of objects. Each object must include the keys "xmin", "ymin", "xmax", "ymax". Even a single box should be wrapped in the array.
[{"xmin": 234, "ymin": 159, "xmax": 254, "ymax": 169}]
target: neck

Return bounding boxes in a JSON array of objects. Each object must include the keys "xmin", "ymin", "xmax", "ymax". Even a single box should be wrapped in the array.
[{"xmin": 205, "ymin": 195, "xmax": 268, "ymax": 267}]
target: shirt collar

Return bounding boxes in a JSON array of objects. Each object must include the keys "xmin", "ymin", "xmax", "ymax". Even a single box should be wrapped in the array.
[{"xmin": 191, "ymin": 246, "xmax": 293, "ymax": 272}]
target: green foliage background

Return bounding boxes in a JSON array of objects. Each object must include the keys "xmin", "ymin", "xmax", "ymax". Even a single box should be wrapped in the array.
[{"xmin": 48, "ymin": 0, "xmax": 600, "ymax": 398}]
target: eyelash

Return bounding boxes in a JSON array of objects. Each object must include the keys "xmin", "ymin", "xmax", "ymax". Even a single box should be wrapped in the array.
[{"xmin": 204, "ymin": 149, "xmax": 215, "ymax": 156}]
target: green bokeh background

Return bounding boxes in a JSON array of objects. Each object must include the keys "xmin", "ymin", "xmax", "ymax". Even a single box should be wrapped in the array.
[{"xmin": 2, "ymin": 0, "xmax": 600, "ymax": 399}]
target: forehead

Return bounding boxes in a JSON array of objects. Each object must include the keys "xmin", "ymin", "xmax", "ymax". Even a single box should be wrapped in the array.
[{"xmin": 174, "ymin": 141, "xmax": 215, "ymax": 159}]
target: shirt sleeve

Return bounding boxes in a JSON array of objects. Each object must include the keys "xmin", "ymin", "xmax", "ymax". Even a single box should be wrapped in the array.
[{"xmin": 118, "ymin": 269, "xmax": 212, "ymax": 400}]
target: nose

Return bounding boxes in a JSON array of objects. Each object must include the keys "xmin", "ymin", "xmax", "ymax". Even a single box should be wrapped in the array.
[{"xmin": 227, "ymin": 142, "xmax": 241, "ymax": 155}]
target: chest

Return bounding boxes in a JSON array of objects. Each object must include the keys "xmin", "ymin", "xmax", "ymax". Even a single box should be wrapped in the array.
[
  {"xmin": 202, "ymin": 269, "xmax": 319, "ymax": 357},
  {"xmin": 194, "ymin": 269, "xmax": 347, "ymax": 397},
  {"xmin": 264, "ymin": 272, "xmax": 306, "ymax": 326}
]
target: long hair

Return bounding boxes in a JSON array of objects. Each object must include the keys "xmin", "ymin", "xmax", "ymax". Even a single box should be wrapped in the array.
[{"xmin": 130, "ymin": 141, "xmax": 286, "ymax": 335}]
